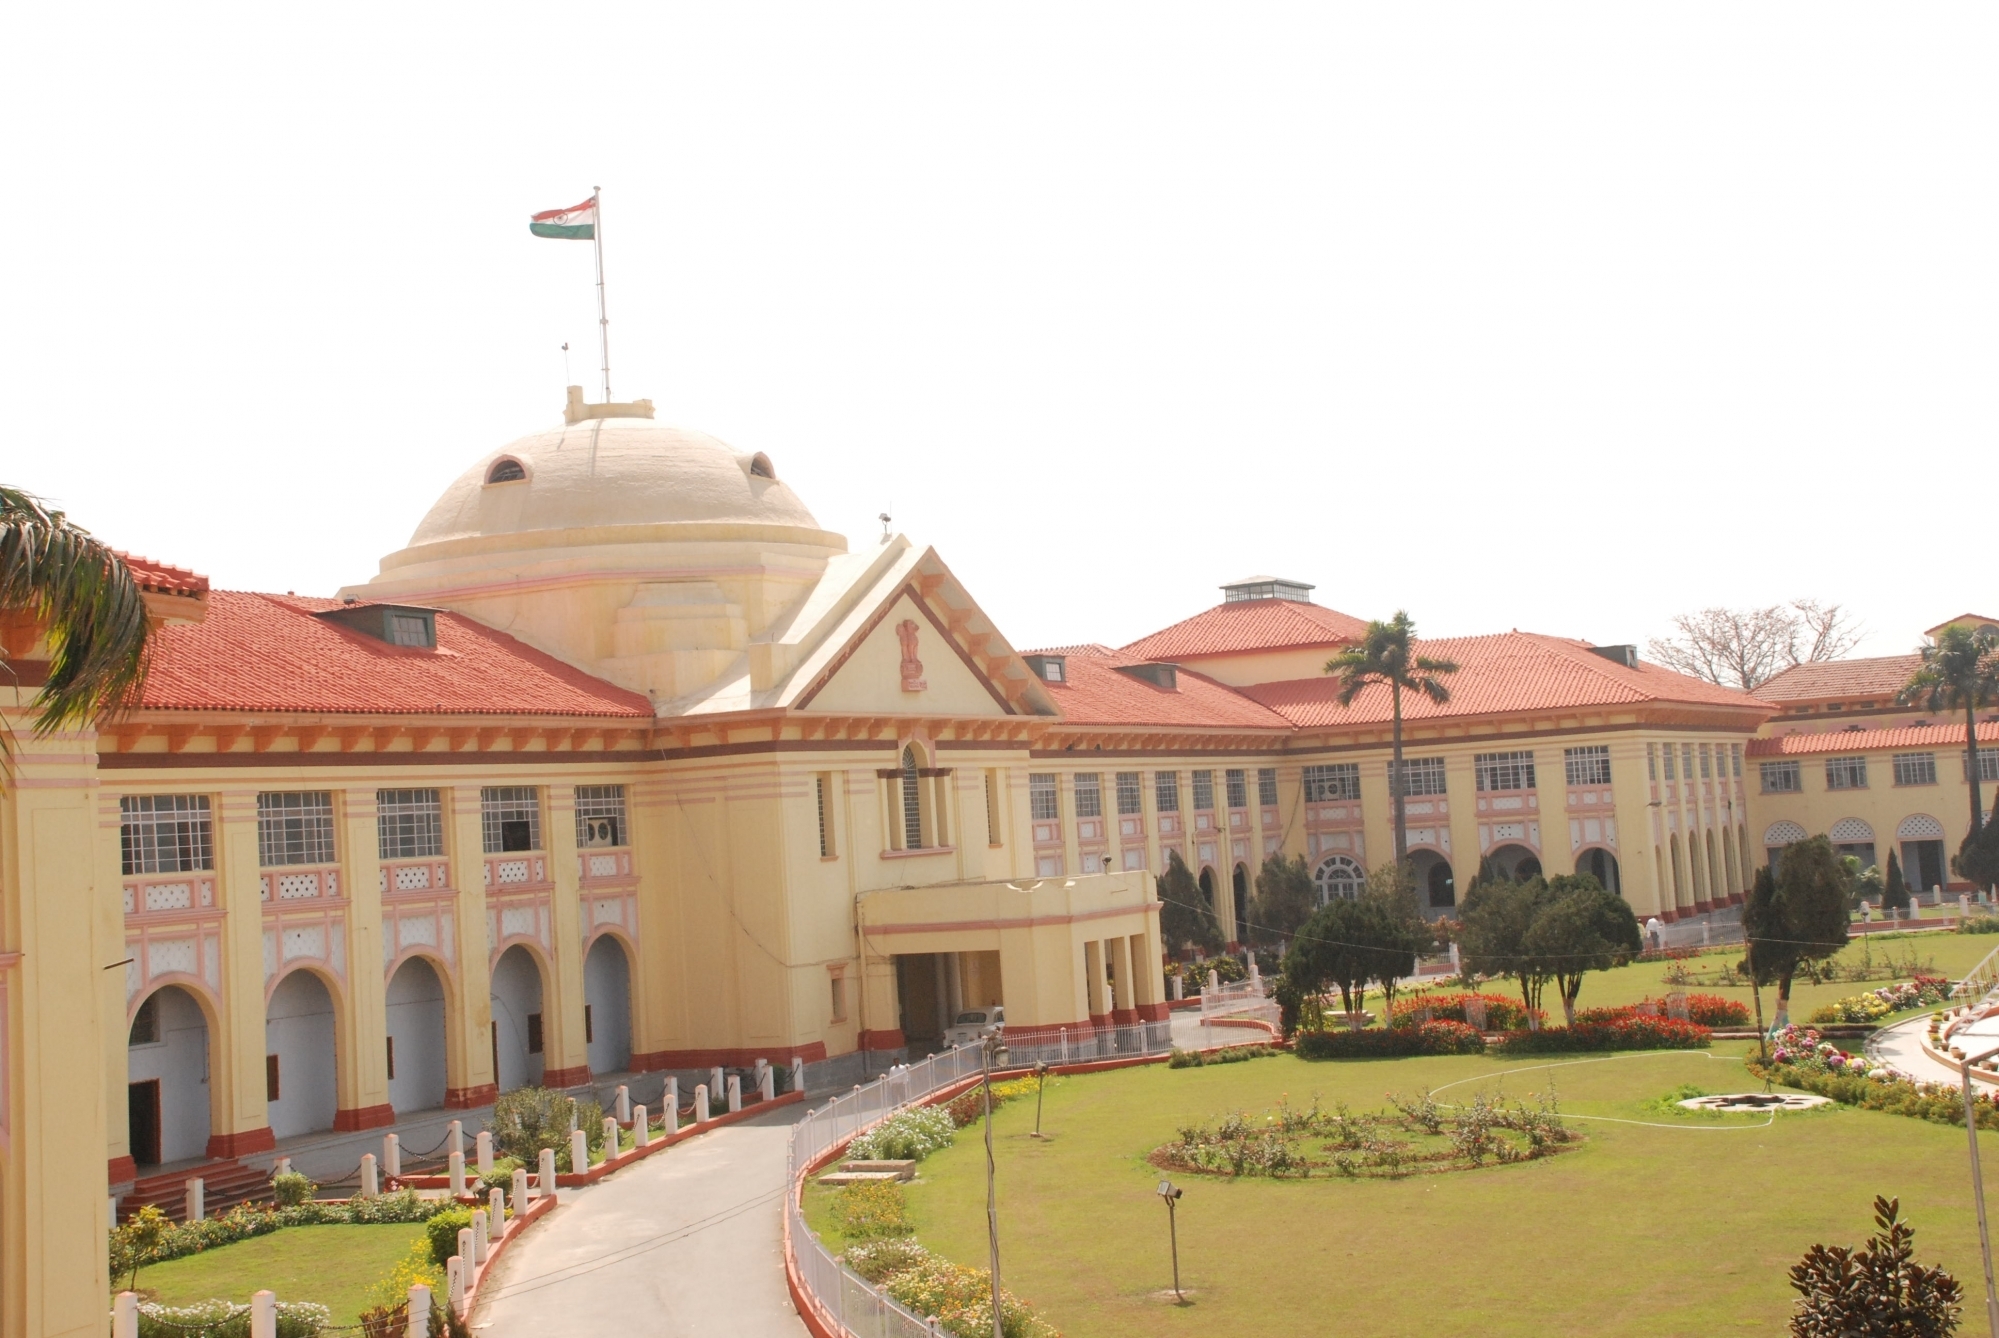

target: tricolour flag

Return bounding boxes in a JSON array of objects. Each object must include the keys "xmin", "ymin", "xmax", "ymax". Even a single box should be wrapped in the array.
[{"xmin": 529, "ymin": 198, "xmax": 597, "ymax": 240}]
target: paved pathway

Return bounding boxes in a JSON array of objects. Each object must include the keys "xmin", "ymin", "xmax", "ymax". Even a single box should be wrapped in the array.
[
  {"xmin": 475, "ymin": 1103, "xmax": 809, "ymax": 1338},
  {"xmin": 1869, "ymin": 1013, "xmax": 1974, "ymax": 1089}
]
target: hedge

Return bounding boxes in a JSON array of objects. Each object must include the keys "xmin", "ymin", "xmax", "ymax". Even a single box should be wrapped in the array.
[
  {"xmin": 1494, "ymin": 1016, "xmax": 1710, "ymax": 1054},
  {"xmin": 1295, "ymin": 1020, "xmax": 1486, "ymax": 1059},
  {"xmin": 1749, "ymin": 1058, "xmax": 1999, "ymax": 1131}
]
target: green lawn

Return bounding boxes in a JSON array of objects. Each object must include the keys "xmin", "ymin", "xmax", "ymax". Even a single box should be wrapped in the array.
[
  {"xmin": 126, "ymin": 1224, "xmax": 429, "ymax": 1324},
  {"xmin": 859, "ymin": 1046, "xmax": 1999, "ymax": 1337}
]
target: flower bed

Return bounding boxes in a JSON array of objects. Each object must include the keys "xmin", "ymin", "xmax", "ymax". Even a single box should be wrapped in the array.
[
  {"xmin": 114, "ymin": 1192, "xmax": 450, "ymax": 1274},
  {"xmin": 1167, "ymin": 1044, "xmax": 1280, "ymax": 1068},
  {"xmin": 1493, "ymin": 1016, "xmax": 1710, "ymax": 1054},
  {"xmin": 1388, "ymin": 992, "xmax": 1539, "ymax": 1031},
  {"xmin": 943, "ymin": 1076, "xmax": 1044, "ymax": 1128},
  {"xmin": 1573, "ymin": 995, "xmax": 1749, "ymax": 1028},
  {"xmin": 1809, "ymin": 976, "xmax": 1952, "ymax": 1024},
  {"xmin": 1750, "ymin": 1026, "xmax": 1999, "ymax": 1130},
  {"xmin": 1296, "ymin": 1020, "xmax": 1485, "ymax": 1060},
  {"xmin": 846, "ymin": 1105, "xmax": 958, "ymax": 1162},
  {"xmin": 844, "ymin": 1239, "xmax": 1059, "ymax": 1338}
]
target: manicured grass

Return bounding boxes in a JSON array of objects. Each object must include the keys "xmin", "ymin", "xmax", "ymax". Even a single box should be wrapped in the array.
[
  {"xmin": 886, "ymin": 1046, "xmax": 1999, "ymax": 1337},
  {"xmin": 125, "ymin": 1224, "xmax": 429, "ymax": 1324}
]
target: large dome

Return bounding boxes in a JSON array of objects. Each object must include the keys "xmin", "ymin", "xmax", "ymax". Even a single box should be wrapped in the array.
[{"xmin": 406, "ymin": 417, "xmax": 824, "ymax": 548}]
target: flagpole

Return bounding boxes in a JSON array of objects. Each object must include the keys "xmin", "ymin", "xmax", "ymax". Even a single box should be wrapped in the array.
[{"xmin": 592, "ymin": 186, "xmax": 611, "ymax": 402}]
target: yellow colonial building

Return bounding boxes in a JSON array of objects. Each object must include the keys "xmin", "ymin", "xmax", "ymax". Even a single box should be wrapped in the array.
[{"xmin": 10, "ymin": 393, "xmax": 1967, "ymax": 1336}]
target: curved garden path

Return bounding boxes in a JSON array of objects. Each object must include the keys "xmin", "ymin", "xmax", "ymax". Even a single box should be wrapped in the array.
[
  {"xmin": 474, "ymin": 1103, "xmax": 809, "ymax": 1338},
  {"xmin": 1868, "ymin": 1013, "xmax": 1965, "ymax": 1088}
]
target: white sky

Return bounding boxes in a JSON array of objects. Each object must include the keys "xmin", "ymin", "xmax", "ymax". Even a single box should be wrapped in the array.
[{"xmin": 5, "ymin": 5, "xmax": 1993, "ymax": 663}]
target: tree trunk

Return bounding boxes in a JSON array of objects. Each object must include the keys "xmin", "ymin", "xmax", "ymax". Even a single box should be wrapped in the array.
[
  {"xmin": 1391, "ymin": 681, "xmax": 1407, "ymax": 863},
  {"xmin": 1518, "ymin": 974, "xmax": 1539, "ymax": 1029},
  {"xmin": 1751, "ymin": 978, "xmax": 1767, "ymax": 1063},
  {"xmin": 1774, "ymin": 970, "xmax": 1793, "ymax": 1032},
  {"xmin": 1560, "ymin": 980, "xmax": 1578, "ymax": 1027}
]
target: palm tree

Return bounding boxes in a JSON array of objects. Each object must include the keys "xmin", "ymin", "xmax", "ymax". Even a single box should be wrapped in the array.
[
  {"xmin": 1326, "ymin": 611, "xmax": 1459, "ymax": 863},
  {"xmin": 1898, "ymin": 621, "xmax": 1999, "ymax": 840},
  {"xmin": 0, "ymin": 486, "xmax": 151, "ymax": 733}
]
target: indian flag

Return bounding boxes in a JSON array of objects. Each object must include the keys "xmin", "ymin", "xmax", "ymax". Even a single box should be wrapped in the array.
[{"xmin": 529, "ymin": 198, "xmax": 596, "ymax": 240}]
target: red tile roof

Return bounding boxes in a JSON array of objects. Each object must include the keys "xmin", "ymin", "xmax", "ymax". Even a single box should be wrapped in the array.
[
  {"xmin": 1747, "ymin": 722, "xmax": 1999, "ymax": 756},
  {"xmin": 1024, "ymin": 643, "xmax": 1116, "ymax": 658},
  {"xmin": 1239, "ymin": 632, "xmax": 1767, "ymax": 728},
  {"xmin": 1120, "ymin": 599, "xmax": 1369, "ymax": 661},
  {"xmin": 118, "ymin": 553, "xmax": 209, "ymax": 596},
  {"xmin": 1038, "ymin": 652, "xmax": 1294, "ymax": 731},
  {"xmin": 1755, "ymin": 655, "xmax": 1923, "ymax": 704},
  {"xmin": 137, "ymin": 592, "xmax": 652, "ymax": 717}
]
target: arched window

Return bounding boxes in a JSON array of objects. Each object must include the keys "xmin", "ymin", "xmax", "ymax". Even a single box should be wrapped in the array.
[
  {"xmin": 487, "ymin": 458, "xmax": 527, "ymax": 484},
  {"xmin": 1313, "ymin": 854, "xmax": 1363, "ymax": 903},
  {"xmin": 749, "ymin": 452, "xmax": 777, "ymax": 480},
  {"xmin": 901, "ymin": 747, "xmax": 924, "ymax": 849}
]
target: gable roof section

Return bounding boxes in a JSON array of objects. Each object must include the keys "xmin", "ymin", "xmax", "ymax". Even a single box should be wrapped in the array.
[
  {"xmin": 138, "ymin": 591, "xmax": 652, "ymax": 717},
  {"xmin": 119, "ymin": 553, "xmax": 209, "ymax": 595},
  {"xmin": 1034, "ymin": 650, "xmax": 1294, "ymax": 730},
  {"xmin": 1755, "ymin": 655, "xmax": 1922, "ymax": 704},
  {"xmin": 1241, "ymin": 631, "xmax": 1766, "ymax": 728},
  {"xmin": 1748, "ymin": 722, "xmax": 1999, "ymax": 756},
  {"xmin": 1120, "ymin": 599, "xmax": 1369, "ymax": 662}
]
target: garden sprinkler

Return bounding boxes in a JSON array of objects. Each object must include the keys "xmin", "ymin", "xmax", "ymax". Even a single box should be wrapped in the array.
[
  {"xmin": 1961, "ymin": 1041, "xmax": 1999, "ymax": 1338},
  {"xmin": 1031, "ymin": 1061, "xmax": 1051, "ymax": 1139},
  {"xmin": 1157, "ymin": 1179, "xmax": 1185, "ymax": 1302}
]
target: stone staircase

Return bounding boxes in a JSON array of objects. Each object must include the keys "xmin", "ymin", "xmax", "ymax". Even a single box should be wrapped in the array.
[
  {"xmin": 817, "ymin": 1159, "xmax": 916, "ymax": 1187},
  {"xmin": 119, "ymin": 1161, "xmax": 272, "ymax": 1223}
]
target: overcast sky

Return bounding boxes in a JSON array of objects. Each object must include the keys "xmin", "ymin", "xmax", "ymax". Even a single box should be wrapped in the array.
[{"xmin": 4, "ymin": 5, "xmax": 1992, "ymax": 662}]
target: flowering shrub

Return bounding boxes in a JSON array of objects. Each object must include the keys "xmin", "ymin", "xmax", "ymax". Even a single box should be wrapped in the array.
[
  {"xmin": 1750, "ymin": 1044, "xmax": 1999, "ymax": 1131},
  {"xmin": 1678, "ymin": 994, "xmax": 1751, "ymax": 1027},
  {"xmin": 1495, "ymin": 1016, "xmax": 1710, "ymax": 1055},
  {"xmin": 831, "ymin": 1181, "xmax": 912, "ymax": 1240},
  {"xmin": 1809, "ymin": 976, "xmax": 1952, "ymax": 1024},
  {"xmin": 1389, "ymin": 992, "xmax": 1538, "ymax": 1031},
  {"xmin": 843, "ymin": 1241, "xmax": 1060, "ymax": 1337},
  {"xmin": 1766, "ymin": 1025, "xmax": 1893, "ymax": 1078},
  {"xmin": 113, "ymin": 1192, "xmax": 450, "ymax": 1273},
  {"xmin": 848, "ymin": 1105, "xmax": 957, "ymax": 1162},
  {"xmin": 135, "ymin": 1298, "xmax": 330, "ymax": 1338},
  {"xmin": 1296, "ymin": 1020, "xmax": 1486, "ymax": 1060},
  {"xmin": 1168, "ymin": 1044, "xmax": 1280, "ymax": 1068},
  {"xmin": 944, "ymin": 1077, "xmax": 1044, "ymax": 1128}
]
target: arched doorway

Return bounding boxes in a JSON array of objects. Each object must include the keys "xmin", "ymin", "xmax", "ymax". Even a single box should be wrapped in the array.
[
  {"xmin": 584, "ymin": 935, "xmax": 633, "ymax": 1075},
  {"xmin": 1231, "ymin": 864, "xmax": 1249, "ymax": 939},
  {"xmin": 1579, "ymin": 847, "xmax": 1621, "ymax": 895},
  {"xmin": 127, "ymin": 985, "xmax": 211, "ymax": 1167},
  {"xmin": 386, "ymin": 957, "xmax": 449, "ymax": 1114},
  {"xmin": 1487, "ymin": 844, "xmax": 1542, "ymax": 882},
  {"xmin": 1197, "ymin": 867, "xmax": 1216, "ymax": 911},
  {"xmin": 490, "ymin": 946, "xmax": 546, "ymax": 1093},
  {"xmin": 1409, "ymin": 849, "xmax": 1455, "ymax": 912},
  {"xmin": 266, "ymin": 970, "xmax": 338, "ymax": 1139}
]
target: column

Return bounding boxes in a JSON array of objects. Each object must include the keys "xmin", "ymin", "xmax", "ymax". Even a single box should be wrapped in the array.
[
  {"xmin": 213, "ymin": 788, "xmax": 272, "ymax": 1157},
  {"xmin": 444, "ymin": 786, "xmax": 497, "ymax": 1108},
  {"xmin": 542, "ymin": 784, "xmax": 589, "ymax": 1089},
  {"xmin": 1083, "ymin": 939, "xmax": 1108, "ymax": 1029},
  {"xmin": 1108, "ymin": 935, "xmax": 1136, "ymax": 1026},
  {"xmin": 335, "ymin": 787, "xmax": 392, "ymax": 1130}
]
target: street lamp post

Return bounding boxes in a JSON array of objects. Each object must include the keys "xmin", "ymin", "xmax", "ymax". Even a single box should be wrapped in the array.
[
  {"xmin": 1963, "ymin": 1042, "xmax": 1999, "ymax": 1338},
  {"xmin": 1157, "ymin": 1178, "xmax": 1184, "ymax": 1302},
  {"xmin": 982, "ymin": 1030, "xmax": 1009, "ymax": 1338},
  {"xmin": 1031, "ymin": 1061, "xmax": 1050, "ymax": 1139}
]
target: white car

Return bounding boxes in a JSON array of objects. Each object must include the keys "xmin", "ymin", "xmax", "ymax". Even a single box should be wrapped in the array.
[{"xmin": 944, "ymin": 1005, "xmax": 1005, "ymax": 1049}]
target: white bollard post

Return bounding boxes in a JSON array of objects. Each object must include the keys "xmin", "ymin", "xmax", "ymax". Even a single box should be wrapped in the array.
[
  {"xmin": 359, "ymin": 1154, "xmax": 378, "ymax": 1199},
  {"xmin": 448, "ymin": 1119, "xmax": 464, "ymax": 1160},
  {"xmin": 789, "ymin": 1056, "xmax": 804, "ymax": 1096},
  {"xmin": 603, "ymin": 1116, "xmax": 619, "ymax": 1159},
  {"xmin": 384, "ymin": 1132, "xmax": 401, "ymax": 1180},
  {"xmin": 407, "ymin": 1282, "xmax": 432, "ymax": 1338},
  {"xmin": 694, "ymin": 1083, "xmax": 710, "ymax": 1123},
  {"xmin": 753, "ymin": 1058, "xmax": 769, "ymax": 1089},
  {"xmin": 476, "ymin": 1129, "xmax": 494, "ymax": 1176},
  {"xmin": 448, "ymin": 1150, "xmax": 466, "ymax": 1197},
  {"xmin": 185, "ymin": 1176, "xmax": 204, "ymax": 1222},
  {"xmin": 1963, "ymin": 895, "xmax": 1973, "ymax": 921},
  {"xmin": 538, "ymin": 1148, "xmax": 556, "ymax": 1196},
  {"xmin": 275, "ymin": 1156, "xmax": 292, "ymax": 1177},
  {"xmin": 709, "ymin": 1066, "xmax": 724, "ymax": 1103},
  {"xmin": 570, "ymin": 1129, "xmax": 588, "ymax": 1174},
  {"xmin": 1207, "ymin": 969, "xmax": 1219, "ymax": 993},
  {"xmin": 759, "ymin": 1066, "xmax": 774, "ymax": 1102},
  {"xmin": 489, "ymin": 1186, "xmax": 505, "ymax": 1239},
  {"xmin": 726, "ymin": 1074, "xmax": 742, "ymax": 1113},
  {"xmin": 471, "ymin": 1204, "xmax": 488, "ymax": 1265},
  {"xmin": 615, "ymin": 1085, "xmax": 631, "ymax": 1122},
  {"xmin": 457, "ymin": 1227, "xmax": 473, "ymax": 1268},
  {"xmin": 513, "ymin": 1165, "xmax": 530, "ymax": 1210},
  {"xmin": 1169, "ymin": 972, "xmax": 1183, "ymax": 1001},
  {"xmin": 113, "ymin": 1291, "xmax": 140, "ymax": 1338},
  {"xmin": 250, "ymin": 1289, "xmax": 276, "ymax": 1338},
  {"xmin": 446, "ymin": 1257, "xmax": 465, "ymax": 1316},
  {"xmin": 665, "ymin": 1076, "xmax": 680, "ymax": 1125}
]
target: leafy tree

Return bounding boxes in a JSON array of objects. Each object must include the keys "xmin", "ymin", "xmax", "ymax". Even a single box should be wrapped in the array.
[
  {"xmin": 1521, "ymin": 875, "xmax": 1643, "ymax": 1024},
  {"xmin": 1881, "ymin": 851, "xmax": 1909, "ymax": 914},
  {"xmin": 0, "ymin": 486, "xmax": 152, "ymax": 732},
  {"xmin": 1247, "ymin": 854, "xmax": 1317, "ymax": 950},
  {"xmin": 1283, "ymin": 898, "xmax": 1403, "ymax": 1030},
  {"xmin": 1325, "ymin": 611, "xmax": 1459, "ymax": 862},
  {"xmin": 1745, "ymin": 836, "xmax": 1852, "ymax": 1030},
  {"xmin": 1648, "ymin": 599, "xmax": 1862, "ymax": 690},
  {"xmin": 1787, "ymin": 1195, "xmax": 1961, "ymax": 1338},
  {"xmin": 1899, "ymin": 621, "xmax": 1999, "ymax": 850},
  {"xmin": 1156, "ymin": 851, "xmax": 1224, "ymax": 955},
  {"xmin": 490, "ymin": 1087, "xmax": 605, "ymax": 1171},
  {"xmin": 1457, "ymin": 876, "xmax": 1555, "ymax": 1027},
  {"xmin": 1959, "ymin": 818, "xmax": 1999, "ymax": 896}
]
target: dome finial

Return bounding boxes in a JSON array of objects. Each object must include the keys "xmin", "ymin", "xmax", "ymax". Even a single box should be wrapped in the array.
[{"xmin": 563, "ymin": 384, "xmax": 655, "ymax": 426}]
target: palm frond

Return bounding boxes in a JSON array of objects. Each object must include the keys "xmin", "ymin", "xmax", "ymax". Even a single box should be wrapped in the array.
[{"xmin": 0, "ymin": 486, "xmax": 152, "ymax": 733}]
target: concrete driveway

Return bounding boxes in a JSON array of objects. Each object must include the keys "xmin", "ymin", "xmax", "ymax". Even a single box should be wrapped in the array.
[{"xmin": 474, "ymin": 1104, "xmax": 809, "ymax": 1338}]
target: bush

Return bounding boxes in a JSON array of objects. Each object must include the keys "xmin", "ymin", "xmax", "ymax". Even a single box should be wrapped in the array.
[
  {"xmin": 135, "ymin": 1298, "xmax": 330, "ymax": 1338},
  {"xmin": 1295, "ymin": 1020, "xmax": 1485, "ymax": 1060},
  {"xmin": 1572, "ymin": 995, "xmax": 1750, "ymax": 1029},
  {"xmin": 1388, "ymin": 991, "xmax": 1538, "ymax": 1031},
  {"xmin": 878, "ymin": 1253, "xmax": 1060, "ymax": 1338},
  {"xmin": 426, "ymin": 1206, "xmax": 475, "ymax": 1267},
  {"xmin": 1788, "ymin": 1195, "xmax": 1961, "ymax": 1336},
  {"xmin": 944, "ymin": 1076, "xmax": 1043, "ymax": 1128},
  {"xmin": 110, "ymin": 1192, "xmax": 455, "ymax": 1277},
  {"xmin": 270, "ymin": 1172, "xmax": 315, "ymax": 1207},
  {"xmin": 478, "ymin": 1157, "xmax": 522, "ymax": 1195},
  {"xmin": 1959, "ymin": 914, "xmax": 1999, "ymax": 935},
  {"xmin": 848, "ymin": 1105, "xmax": 956, "ymax": 1161},
  {"xmin": 363, "ymin": 1237, "xmax": 447, "ymax": 1330},
  {"xmin": 1494, "ymin": 1016, "xmax": 1710, "ymax": 1054},
  {"xmin": 844, "ymin": 1237, "xmax": 932, "ymax": 1283},
  {"xmin": 489, "ymin": 1087, "xmax": 604, "ymax": 1170},
  {"xmin": 1809, "ymin": 976, "xmax": 1952, "ymax": 1024},
  {"xmin": 1168, "ymin": 1044, "xmax": 1279, "ymax": 1068},
  {"xmin": 831, "ymin": 1181, "xmax": 911, "ymax": 1240}
]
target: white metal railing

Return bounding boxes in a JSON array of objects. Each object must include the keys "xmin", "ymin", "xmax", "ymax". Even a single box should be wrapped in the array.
[
  {"xmin": 787, "ymin": 1022, "xmax": 1173, "ymax": 1337},
  {"xmin": 1955, "ymin": 938, "xmax": 1999, "ymax": 1002}
]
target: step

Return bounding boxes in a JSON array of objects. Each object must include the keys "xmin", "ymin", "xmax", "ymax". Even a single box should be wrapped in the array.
[
  {"xmin": 120, "ymin": 1161, "xmax": 272, "ymax": 1223},
  {"xmin": 819, "ymin": 1171, "xmax": 911, "ymax": 1186},
  {"xmin": 839, "ymin": 1160, "xmax": 916, "ymax": 1179}
]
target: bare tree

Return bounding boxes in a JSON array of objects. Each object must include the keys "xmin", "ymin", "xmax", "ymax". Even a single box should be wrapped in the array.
[{"xmin": 1646, "ymin": 600, "xmax": 1863, "ymax": 690}]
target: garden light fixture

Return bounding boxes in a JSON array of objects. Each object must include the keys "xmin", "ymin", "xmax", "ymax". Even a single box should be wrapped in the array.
[{"xmin": 1158, "ymin": 1177, "xmax": 1185, "ymax": 1302}]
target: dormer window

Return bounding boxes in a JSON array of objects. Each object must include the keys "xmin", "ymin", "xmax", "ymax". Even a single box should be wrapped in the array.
[
  {"xmin": 1221, "ymin": 575, "xmax": 1314, "ymax": 603},
  {"xmin": 487, "ymin": 458, "xmax": 527, "ymax": 484},
  {"xmin": 749, "ymin": 452, "xmax": 776, "ymax": 480},
  {"xmin": 386, "ymin": 613, "xmax": 431, "ymax": 647},
  {"xmin": 314, "ymin": 603, "xmax": 438, "ymax": 649},
  {"xmin": 1024, "ymin": 654, "xmax": 1065, "ymax": 683}
]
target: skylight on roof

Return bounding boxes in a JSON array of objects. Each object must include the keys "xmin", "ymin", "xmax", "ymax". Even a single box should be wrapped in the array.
[{"xmin": 1221, "ymin": 575, "xmax": 1313, "ymax": 603}]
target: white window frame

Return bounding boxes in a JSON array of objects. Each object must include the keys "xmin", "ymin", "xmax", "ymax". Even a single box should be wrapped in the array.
[
  {"xmin": 481, "ymin": 786, "xmax": 543, "ymax": 853},
  {"xmin": 1029, "ymin": 773, "xmax": 1060, "ymax": 822},
  {"xmin": 1302, "ymin": 764, "xmax": 1361, "ymax": 802},
  {"xmin": 1073, "ymin": 773, "xmax": 1103, "ymax": 820},
  {"xmin": 1115, "ymin": 772, "xmax": 1143, "ymax": 816},
  {"xmin": 121, "ymin": 794, "xmax": 214, "ymax": 875},
  {"xmin": 1760, "ymin": 760, "xmax": 1802, "ymax": 794},
  {"xmin": 1824, "ymin": 756, "xmax": 1868, "ymax": 792},
  {"xmin": 1892, "ymin": 753, "xmax": 1938, "ymax": 788},
  {"xmin": 574, "ymin": 784, "xmax": 628, "ymax": 848},
  {"xmin": 377, "ymin": 788, "xmax": 444, "ymax": 860},
  {"xmin": 1474, "ymin": 751, "xmax": 1536, "ymax": 793},
  {"xmin": 1397, "ymin": 757, "xmax": 1448, "ymax": 797},
  {"xmin": 258, "ymin": 791, "xmax": 337, "ymax": 867},
  {"xmin": 1563, "ymin": 745, "xmax": 1611, "ymax": 787}
]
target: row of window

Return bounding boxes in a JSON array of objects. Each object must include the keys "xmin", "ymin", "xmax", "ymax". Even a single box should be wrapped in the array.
[
  {"xmin": 118, "ymin": 785, "xmax": 629, "ymax": 877},
  {"xmin": 1760, "ymin": 750, "xmax": 1999, "ymax": 795},
  {"xmin": 1646, "ymin": 741, "xmax": 1745, "ymax": 783},
  {"xmin": 1026, "ymin": 768, "xmax": 1283, "ymax": 822}
]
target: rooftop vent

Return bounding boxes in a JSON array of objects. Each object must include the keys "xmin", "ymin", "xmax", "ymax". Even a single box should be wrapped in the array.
[
  {"xmin": 1588, "ymin": 644, "xmax": 1639, "ymax": 669},
  {"xmin": 1115, "ymin": 662, "xmax": 1178, "ymax": 691},
  {"xmin": 1023, "ymin": 654, "xmax": 1066, "ymax": 684},
  {"xmin": 1221, "ymin": 575, "xmax": 1314, "ymax": 603},
  {"xmin": 314, "ymin": 603, "xmax": 439, "ymax": 649}
]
